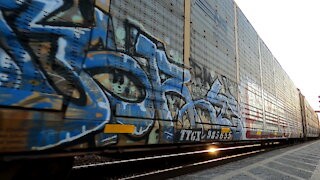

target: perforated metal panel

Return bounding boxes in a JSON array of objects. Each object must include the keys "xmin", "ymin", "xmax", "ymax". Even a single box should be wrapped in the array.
[
  {"xmin": 260, "ymin": 41, "xmax": 277, "ymax": 131},
  {"xmin": 237, "ymin": 8, "xmax": 261, "ymax": 87},
  {"xmin": 110, "ymin": 0, "xmax": 184, "ymax": 64},
  {"xmin": 304, "ymin": 97, "xmax": 319, "ymax": 137},
  {"xmin": 235, "ymin": 4, "xmax": 304, "ymax": 137},
  {"xmin": 236, "ymin": 7, "xmax": 263, "ymax": 130},
  {"xmin": 190, "ymin": 0, "xmax": 236, "ymax": 82}
]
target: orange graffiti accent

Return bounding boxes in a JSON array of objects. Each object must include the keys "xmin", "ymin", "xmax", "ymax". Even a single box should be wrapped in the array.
[{"xmin": 96, "ymin": 113, "xmax": 103, "ymax": 118}]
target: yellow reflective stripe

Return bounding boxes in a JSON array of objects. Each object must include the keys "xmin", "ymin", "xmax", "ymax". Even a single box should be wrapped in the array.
[
  {"xmin": 256, "ymin": 131, "xmax": 262, "ymax": 135},
  {"xmin": 104, "ymin": 124, "xmax": 135, "ymax": 133},
  {"xmin": 221, "ymin": 128, "xmax": 231, "ymax": 133}
]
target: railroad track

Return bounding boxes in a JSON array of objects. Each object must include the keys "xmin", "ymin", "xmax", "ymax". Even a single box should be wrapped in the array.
[{"xmin": 68, "ymin": 141, "xmax": 295, "ymax": 180}]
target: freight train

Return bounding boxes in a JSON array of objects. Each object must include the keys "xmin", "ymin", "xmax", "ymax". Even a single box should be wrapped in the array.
[{"xmin": 0, "ymin": 0, "xmax": 319, "ymax": 178}]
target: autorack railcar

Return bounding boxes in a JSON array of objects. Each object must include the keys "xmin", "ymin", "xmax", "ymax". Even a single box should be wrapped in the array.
[{"xmin": 0, "ymin": 0, "xmax": 319, "ymax": 177}]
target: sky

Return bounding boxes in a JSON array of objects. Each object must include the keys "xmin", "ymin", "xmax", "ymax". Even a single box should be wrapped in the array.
[{"xmin": 234, "ymin": 0, "xmax": 320, "ymax": 111}]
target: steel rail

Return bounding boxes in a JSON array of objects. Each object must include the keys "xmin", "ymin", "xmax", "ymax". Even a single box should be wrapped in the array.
[
  {"xmin": 72, "ymin": 144, "xmax": 261, "ymax": 170},
  {"xmin": 120, "ymin": 149, "xmax": 265, "ymax": 180}
]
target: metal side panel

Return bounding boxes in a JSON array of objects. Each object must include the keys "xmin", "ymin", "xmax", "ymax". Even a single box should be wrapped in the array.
[{"xmin": 190, "ymin": 0, "xmax": 237, "ymax": 83}]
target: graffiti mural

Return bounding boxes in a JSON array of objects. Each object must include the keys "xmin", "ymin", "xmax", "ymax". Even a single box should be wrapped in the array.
[{"xmin": 0, "ymin": 0, "xmax": 243, "ymax": 151}]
